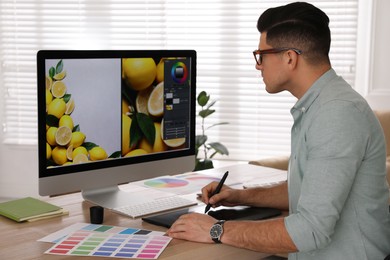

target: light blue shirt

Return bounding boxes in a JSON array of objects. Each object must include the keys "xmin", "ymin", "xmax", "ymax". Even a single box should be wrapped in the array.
[{"xmin": 284, "ymin": 69, "xmax": 390, "ymax": 259}]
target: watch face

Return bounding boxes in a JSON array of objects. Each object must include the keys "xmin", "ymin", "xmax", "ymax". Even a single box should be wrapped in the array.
[{"xmin": 210, "ymin": 224, "xmax": 223, "ymax": 239}]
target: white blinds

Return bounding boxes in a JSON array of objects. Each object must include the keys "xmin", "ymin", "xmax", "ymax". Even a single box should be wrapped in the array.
[{"xmin": 0, "ymin": 0, "xmax": 358, "ymax": 161}]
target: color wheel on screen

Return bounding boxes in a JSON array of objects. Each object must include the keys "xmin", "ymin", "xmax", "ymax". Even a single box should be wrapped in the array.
[{"xmin": 143, "ymin": 178, "xmax": 189, "ymax": 188}]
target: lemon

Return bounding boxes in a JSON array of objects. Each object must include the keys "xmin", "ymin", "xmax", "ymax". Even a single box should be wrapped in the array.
[
  {"xmin": 53, "ymin": 70, "xmax": 66, "ymax": 80},
  {"xmin": 47, "ymin": 98, "xmax": 66, "ymax": 119},
  {"xmin": 46, "ymin": 143, "xmax": 52, "ymax": 160},
  {"xmin": 52, "ymin": 146, "xmax": 68, "ymax": 165},
  {"xmin": 65, "ymin": 98, "xmax": 75, "ymax": 115},
  {"xmin": 66, "ymin": 144, "xmax": 74, "ymax": 160},
  {"xmin": 46, "ymin": 89, "xmax": 53, "ymax": 106},
  {"xmin": 125, "ymin": 149, "xmax": 148, "ymax": 157},
  {"xmin": 139, "ymin": 122, "xmax": 167, "ymax": 153},
  {"xmin": 55, "ymin": 126, "xmax": 72, "ymax": 146},
  {"xmin": 122, "ymin": 114, "xmax": 134, "ymax": 155},
  {"xmin": 73, "ymin": 153, "xmax": 89, "ymax": 164},
  {"xmin": 123, "ymin": 58, "xmax": 156, "ymax": 91},
  {"xmin": 63, "ymin": 162, "xmax": 73, "ymax": 166},
  {"xmin": 135, "ymin": 87, "xmax": 153, "ymax": 115},
  {"xmin": 72, "ymin": 146, "xmax": 88, "ymax": 159},
  {"xmin": 51, "ymin": 80, "xmax": 67, "ymax": 98},
  {"xmin": 46, "ymin": 127, "xmax": 58, "ymax": 146},
  {"xmin": 59, "ymin": 115, "xmax": 74, "ymax": 130},
  {"xmin": 156, "ymin": 58, "xmax": 165, "ymax": 83},
  {"xmin": 46, "ymin": 75, "xmax": 52, "ymax": 90},
  {"xmin": 69, "ymin": 131, "xmax": 86, "ymax": 148},
  {"xmin": 161, "ymin": 119, "xmax": 186, "ymax": 148},
  {"xmin": 89, "ymin": 147, "xmax": 108, "ymax": 161},
  {"xmin": 147, "ymin": 81, "xmax": 164, "ymax": 117}
]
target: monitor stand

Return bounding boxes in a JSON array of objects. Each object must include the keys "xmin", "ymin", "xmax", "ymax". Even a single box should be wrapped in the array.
[{"xmin": 82, "ymin": 185, "xmax": 151, "ymax": 209}]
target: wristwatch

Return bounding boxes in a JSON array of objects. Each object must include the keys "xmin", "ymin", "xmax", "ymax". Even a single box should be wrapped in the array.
[{"xmin": 210, "ymin": 220, "xmax": 226, "ymax": 243}]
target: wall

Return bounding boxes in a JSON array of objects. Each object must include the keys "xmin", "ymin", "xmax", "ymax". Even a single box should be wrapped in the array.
[{"xmin": 1, "ymin": 0, "xmax": 389, "ymax": 198}]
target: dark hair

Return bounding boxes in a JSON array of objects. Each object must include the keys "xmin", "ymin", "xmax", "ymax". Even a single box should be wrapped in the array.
[{"xmin": 257, "ymin": 2, "xmax": 331, "ymax": 65}]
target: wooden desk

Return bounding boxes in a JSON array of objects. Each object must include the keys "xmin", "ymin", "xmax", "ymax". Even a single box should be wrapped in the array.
[{"xmin": 0, "ymin": 192, "xmax": 281, "ymax": 260}]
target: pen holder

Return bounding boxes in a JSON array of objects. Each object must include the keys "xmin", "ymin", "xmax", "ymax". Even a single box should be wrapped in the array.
[{"xmin": 90, "ymin": 206, "xmax": 104, "ymax": 224}]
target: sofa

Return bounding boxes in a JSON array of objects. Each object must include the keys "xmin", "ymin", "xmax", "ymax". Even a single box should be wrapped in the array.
[{"xmin": 249, "ymin": 110, "xmax": 390, "ymax": 189}]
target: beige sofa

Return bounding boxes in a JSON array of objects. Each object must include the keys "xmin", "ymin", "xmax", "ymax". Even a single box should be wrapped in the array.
[{"xmin": 249, "ymin": 110, "xmax": 390, "ymax": 188}]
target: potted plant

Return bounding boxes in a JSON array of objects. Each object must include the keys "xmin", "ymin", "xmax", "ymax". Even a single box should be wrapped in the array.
[{"xmin": 194, "ymin": 91, "xmax": 229, "ymax": 171}]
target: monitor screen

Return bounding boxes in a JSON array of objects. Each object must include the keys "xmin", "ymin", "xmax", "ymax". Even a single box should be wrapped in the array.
[{"xmin": 37, "ymin": 50, "xmax": 196, "ymax": 208}]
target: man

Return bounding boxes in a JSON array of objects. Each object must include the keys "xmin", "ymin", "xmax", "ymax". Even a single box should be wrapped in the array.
[{"xmin": 167, "ymin": 2, "xmax": 390, "ymax": 259}]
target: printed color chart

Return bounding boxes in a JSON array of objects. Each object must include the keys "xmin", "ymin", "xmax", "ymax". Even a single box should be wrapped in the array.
[{"xmin": 45, "ymin": 230, "xmax": 171, "ymax": 259}]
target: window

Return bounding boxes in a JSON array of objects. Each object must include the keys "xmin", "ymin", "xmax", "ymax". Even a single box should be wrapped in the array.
[{"xmin": 0, "ymin": 0, "xmax": 359, "ymax": 161}]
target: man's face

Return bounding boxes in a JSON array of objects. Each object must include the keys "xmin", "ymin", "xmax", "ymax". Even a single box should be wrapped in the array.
[{"xmin": 256, "ymin": 33, "xmax": 290, "ymax": 94}]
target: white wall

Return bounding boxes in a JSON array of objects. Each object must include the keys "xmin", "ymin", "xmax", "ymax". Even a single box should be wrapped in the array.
[{"xmin": 1, "ymin": 0, "xmax": 390, "ymax": 198}]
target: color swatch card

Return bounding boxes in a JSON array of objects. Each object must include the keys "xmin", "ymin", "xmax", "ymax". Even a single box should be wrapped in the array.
[
  {"xmin": 45, "ymin": 230, "xmax": 171, "ymax": 259},
  {"xmin": 39, "ymin": 223, "xmax": 165, "ymax": 243}
]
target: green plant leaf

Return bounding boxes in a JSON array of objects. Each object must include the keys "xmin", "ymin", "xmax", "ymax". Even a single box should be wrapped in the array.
[
  {"xmin": 136, "ymin": 113, "xmax": 155, "ymax": 146},
  {"xmin": 199, "ymin": 109, "xmax": 215, "ymax": 118},
  {"xmin": 63, "ymin": 94, "xmax": 71, "ymax": 103},
  {"xmin": 49, "ymin": 67, "xmax": 55, "ymax": 78},
  {"xmin": 197, "ymin": 91, "xmax": 209, "ymax": 106},
  {"xmin": 73, "ymin": 124, "xmax": 80, "ymax": 132},
  {"xmin": 195, "ymin": 135, "xmax": 207, "ymax": 147},
  {"xmin": 83, "ymin": 142, "xmax": 98, "ymax": 151},
  {"xmin": 109, "ymin": 151, "xmax": 122, "ymax": 158},
  {"xmin": 130, "ymin": 115, "xmax": 143, "ymax": 148},
  {"xmin": 56, "ymin": 60, "xmax": 63, "ymax": 74},
  {"xmin": 46, "ymin": 114, "xmax": 59, "ymax": 127},
  {"xmin": 206, "ymin": 100, "xmax": 217, "ymax": 110},
  {"xmin": 206, "ymin": 122, "xmax": 229, "ymax": 130},
  {"xmin": 209, "ymin": 142, "xmax": 229, "ymax": 155}
]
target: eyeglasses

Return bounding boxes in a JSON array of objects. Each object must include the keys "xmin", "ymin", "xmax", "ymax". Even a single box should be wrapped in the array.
[{"xmin": 253, "ymin": 48, "xmax": 303, "ymax": 65}]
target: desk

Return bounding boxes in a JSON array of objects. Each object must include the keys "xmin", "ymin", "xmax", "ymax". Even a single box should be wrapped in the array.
[{"xmin": 0, "ymin": 165, "xmax": 288, "ymax": 259}]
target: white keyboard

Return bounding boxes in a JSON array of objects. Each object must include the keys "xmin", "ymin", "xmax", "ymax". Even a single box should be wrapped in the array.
[{"xmin": 112, "ymin": 196, "xmax": 197, "ymax": 218}]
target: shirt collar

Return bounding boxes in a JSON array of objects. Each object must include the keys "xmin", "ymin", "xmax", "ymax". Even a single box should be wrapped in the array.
[{"xmin": 291, "ymin": 68, "xmax": 337, "ymax": 114}]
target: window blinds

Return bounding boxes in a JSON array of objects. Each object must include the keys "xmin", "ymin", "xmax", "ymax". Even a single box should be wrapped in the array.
[{"xmin": 0, "ymin": 0, "xmax": 358, "ymax": 161}]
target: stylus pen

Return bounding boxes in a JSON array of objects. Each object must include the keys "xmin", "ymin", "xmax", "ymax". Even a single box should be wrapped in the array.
[{"xmin": 204, "ymin": 171, "xmax": 229, "ymax": 213}]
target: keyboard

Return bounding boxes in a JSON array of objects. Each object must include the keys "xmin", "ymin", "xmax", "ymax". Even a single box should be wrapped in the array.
[{"xmin": 112, "ymin": 196, "xmax": 197, "ymax": 218}]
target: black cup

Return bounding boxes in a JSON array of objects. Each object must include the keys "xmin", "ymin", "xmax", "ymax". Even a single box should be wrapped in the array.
[{"xmin": 90, "ymin": 206, "xmax": 104, "ymax": 224}]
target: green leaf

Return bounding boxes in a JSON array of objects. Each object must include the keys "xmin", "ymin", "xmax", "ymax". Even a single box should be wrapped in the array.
[
  {"xmin": 73, "ymin": 124, "xmax": 80, "ymax": 132},
  {"xmin": 206, "ymin": 122, "xmax": 229, "ymax": 130},
  {"xmin": 63, "ymin": 94, "xmax": 71, "ymax": 103},
  {"xmin": 209, "ymin": 142, "xmax": 229, "ymax": 155},
  {"xmin": 136, "ymin": 113, "xmax": 155, "ymax": 146},
  {"xmin": 109, "ymin": 151, "xmax": 122, "ymax": 158},
  {"xmin": 56, "ymin": 60, "xmax": 63, "ymax": 74},
  {"xmin": 130, "ymin": 114, "xmax": 143, "ymax": 148},
  {"xmin": 199, "ymin": 109, "xmax": 215, "ymax": 118},
  {"xmin": 195, "ymin": 135, "xmax": 207, "ymax": 147},
  {"xmin": 206, "ymin": 100, "xmax": 217, "ymax": 110},
  {"xmin": 83, "ymin": 142, "xmax": 98, "ymax": 151},
  {"xmin": 49, "ymin": 67, "xmax": 55, "ymax": 78},
  {"xmin": 46, "ymin": 114, "xmax": 59, "ymax": 127},
  {"xmin": 197, "ymin": 91, "xmax": 209, "ymax": 106}
]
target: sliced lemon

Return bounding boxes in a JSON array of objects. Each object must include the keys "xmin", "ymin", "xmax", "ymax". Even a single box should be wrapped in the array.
[
  {"xmin": 136, "ymin": 86, "xmax": 153, "ymax": 115},
  {"xmin": 73, "ymin": 153, "xmax": 89, "ymax": 164},
  {"xmin": 66, "ymin": 144, "xmax": 74, "ymax": 161},
  {"xmin": 46, "ymin": 76, "xmax": 52, "ymax": 90},
  {"xmin": 147, "ymin": 81, "xmax": 164, "ymax": 117},
  {"xmin": 51, "ymin": 80, "xmax": 67, "ymax": 98},
  {"xmin": 55, "ymin": 126, "xmax": 72, "ymax": 146},
  {"xmin": 65, "ymin": 98, "xmax": 75, "ymax": 115},
  {"xmin": 53, "ymin": 70, "xmax": 66, "ymax": 80}
]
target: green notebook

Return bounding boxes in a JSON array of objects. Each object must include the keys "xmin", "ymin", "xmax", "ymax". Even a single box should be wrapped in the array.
[{"xmin": 0, "ymin": 197, "xmax": 62, "ymax": 222}]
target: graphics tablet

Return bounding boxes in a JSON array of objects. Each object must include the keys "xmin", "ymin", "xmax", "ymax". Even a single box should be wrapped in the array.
[{"xmin": 142, "ymin": 205, "xmax": 281, "ymax": 228}]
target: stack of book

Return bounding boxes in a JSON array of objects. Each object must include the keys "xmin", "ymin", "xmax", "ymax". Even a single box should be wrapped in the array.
[{"xmin": 0, "ymin": 197, "xmax": 68, "ymax": 222}]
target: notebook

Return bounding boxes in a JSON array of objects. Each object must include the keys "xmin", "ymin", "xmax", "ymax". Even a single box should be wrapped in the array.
[
  {"xmin": 0, "ymin": 197, "xmax": 66, "ymax": 222},
  {"xmin": 142, "ymin": 205, "xmax": 281, "ymax": 228}
]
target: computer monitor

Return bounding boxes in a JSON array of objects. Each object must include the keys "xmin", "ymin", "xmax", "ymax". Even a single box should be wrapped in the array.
[{"xmin": 37, "ymin": 50, "xmax": 196, "ymax": 209}]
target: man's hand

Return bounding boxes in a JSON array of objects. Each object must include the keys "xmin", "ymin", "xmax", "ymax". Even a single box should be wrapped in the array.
[{"xmin": 167, "ymin": 213, "xmax": 217, "ymax": 243}]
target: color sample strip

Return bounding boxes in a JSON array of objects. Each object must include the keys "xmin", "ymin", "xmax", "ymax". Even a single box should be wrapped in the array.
[{"xmin": 46, "ymin": 230, "xmax": 171, "ymax": 259}]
